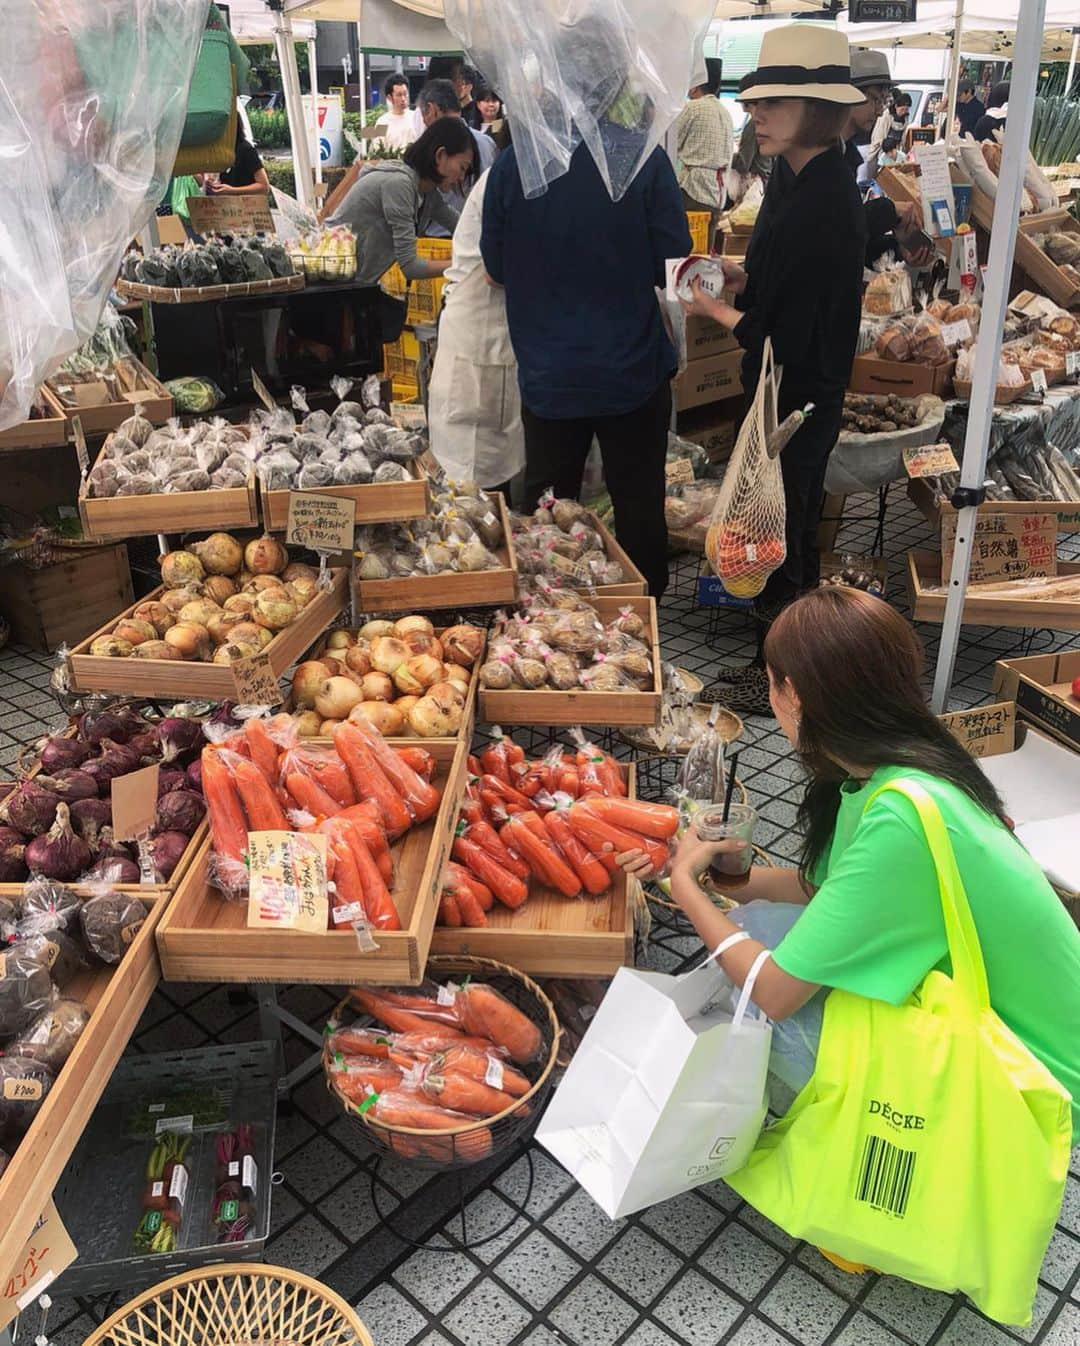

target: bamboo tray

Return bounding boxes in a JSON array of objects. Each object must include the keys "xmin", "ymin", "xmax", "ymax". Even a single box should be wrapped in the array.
[
  {"xmin": 479, "ymin": 596, "xmax": 661, "ymax": 728},
  {"xmin": 67, "ymin": 568, "xmax": 348, "ymax": 698},
  {"xmin": 353, "ymin": 492, "xmax": 519, "ymax": 614},
  {"xmin": 260, "ymin": 462, "xmax": 430, "ymax": 531},
  {"xmin": 0, "ymin": 386, "xmax": 68, "ymax": 452},
  {"xmin": 0, "ymin": 893, "xmax": 165, "ymax": 1285},
  {"xmin": 157, "ymin": 739, "xmax": 468, "ymax": 984},
  {"xmin": 289, "ymin": 626, "xmax": 484, "ymax": 744},
  {"xmin": 116, "ymin": 274, "xmax": 304, "ymax": 305},
  {"xmin": 906, "ymin": 549, "xmax": 1080, "ymax": 630},
  {"xmin": 80, "ymin": 449, "xmax": 260, "ymax": 543},
  {"xmin": 430, "ymin": 764, "xmax": 637, "ymax": 978}
]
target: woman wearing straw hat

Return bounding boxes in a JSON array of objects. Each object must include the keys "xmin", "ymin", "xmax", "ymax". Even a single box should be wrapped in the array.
[{"xmin": 682, "ymin": 25, "xmax": 867, "ymax": 717}]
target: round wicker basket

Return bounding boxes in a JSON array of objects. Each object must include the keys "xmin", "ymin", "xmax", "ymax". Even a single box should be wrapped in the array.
[
  {"xmin": 80, "ymin": 1264, "xmax": 373, "ymax": 1346},
  {"xmin": 325, "ymin": 955, "xmax": 561, "ymax": 1170}
]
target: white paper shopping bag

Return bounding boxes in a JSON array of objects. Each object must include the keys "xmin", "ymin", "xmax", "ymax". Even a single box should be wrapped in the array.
[{"xmin": 537, "ymin": 942, "xmax": 772, "ymax": 1219}]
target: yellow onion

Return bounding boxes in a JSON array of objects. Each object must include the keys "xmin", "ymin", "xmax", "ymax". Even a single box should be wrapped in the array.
[
  {"xmin": 393, "ymin": 615, "xmax": 434, "ymax": 640},
  {"xmin": 392, "ymin": 663, "xmax": 424, "ymax": 696},
  {"xmin": 132, "ymin": 639, "xmax": 180, "ymax": 660},
  {"xmin": 160, "ymin": 587, "xmax": 200, "ymax": 616},
  {"xmin": 345, "ymin": 646, "xmax": 371, "ymax": 678},
  {"xmin": 179, "ymin": 599, "xmax": 222, "ymax": 629},
  {"xmin": 314, "ymin": 676, "xmax": 364, "ymax": 720},
  {"xmin": 207, "ymin": 611, "xmax": 247, "ymax": 646},
  {"xmin": 291, "ymin": 661, "xmax": 330, "ymax": 709},
  {"xmin": 253, "ymin": 591, "xmax": 298, "ymax": 631},
  {"xmin": 404, "ymin": 653, "xmax": 446, "ymax": 690},
  {"xmin": 370, "ymin": 635, "xmax": 409, "ymax": 676},
  {"xmin": 286, "ymin": 578, "xmax": 318, "ymax": 608},
  {"xmin": 202, "ymin": 574, "xmax": 238, "ymax": 605},
  {"xmin": 321, "ymin": 656, "xmax": 344, "ymax": 677},
  {"xmin": 359, "ymin": 619, "xmax": 395, "ymax": 642},
  {"xmin": 361, "ymin": 671, "xmax": 393, "ymax": 702},
  {"xmin": 190, "ymin": 532, "xmax": 244, "ymax": 576},
  {"xmin": 132, "ymin": 600, "xmax": 174, "ymax": 635},
  {"xmin": 160, "ymin": 550, "xmax": 204, "ymax": 589},
  {"xmin": 114, "ymin": 618, "xmax": 157, "ymax": 647},
  {"xmin": 212, "ymin": 640, "xmax": 261, "ymax": 664},
  {"xmin": 164, "ymin": 622, "xmax": 211, "ymax": 660},
  {"xmin": 407, "ymin": 695, "xmax": 461, "ymax": 737},
  {"xmin": 325, "ymin": 629, "xmax": 355, "ymax": 652},
  {"xmin": 282, "ymin": 561, "xmax": 319, "ymax": 583},
  {"xmin": 427, "ymin": 680, "xmax": 466, "ymax": 714},
  {"xmin": 244, "ymin": 575, "xmax": 287, "ymax": 594},
  {"xmin": 223, "ymin": 593, "xmax": 256, "ymax": 615},
  {"xmin": 90, "ymin": 635, "xmax": 133, "ymax": 658},
  {"xmin": 319, "ymin": 719, "xmax": 342, "ymax": 735},
  {"xmin": 292, "ymin": 709, "xmax": 323, "ymax": 736},
  {"xmin": 394, "ymin": 694, "xmax": 419, "ymax": 718},
  {"xmin": 244, "ymin": 534, "xmax": 288, "ymax": 576},
  {"xmin": 401, "ymin": 629, "xmax": 443, "ymax": 659},
  {"xmin": 349, "ymin": 700, "xmax": 405, "ymax": 736},
  {"xmin": 441, "ymin": 624, "xmax": 486, "ymax": 667}
]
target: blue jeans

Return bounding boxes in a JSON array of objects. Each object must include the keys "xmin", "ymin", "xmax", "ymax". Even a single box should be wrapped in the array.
[{"xmin": 725, "ymin": 901, "xmax": 826, "ymax": 1115}]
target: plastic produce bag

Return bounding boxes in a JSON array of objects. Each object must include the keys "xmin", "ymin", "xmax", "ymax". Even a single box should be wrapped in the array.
[
  {"xmin": 443, "ymin": 0, "xmax": 716, "ymax": 202},
  {"xmin": 0, "ymin": 0, "xmax": 209, "ymax": 430}
]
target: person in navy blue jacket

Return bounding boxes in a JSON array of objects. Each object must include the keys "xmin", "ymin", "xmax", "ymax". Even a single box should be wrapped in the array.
[{"xmin": 482, "ymin": 119, "xmax": 691, "ymax": 599}]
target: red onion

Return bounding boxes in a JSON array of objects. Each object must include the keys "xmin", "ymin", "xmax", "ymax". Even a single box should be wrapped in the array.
[
  {"xmin": 82, "ymin": 739, "xmax": 140, "ymax": 789},
  {"xmin": 78, "ymin": 705, "xmax": 146, "ymax": 746},
  {"xmin": 36, "ymin": 769, "xmax": 98, "ymax": 804},
  {"xmin": 0, "ymin": 826, "xmax": 27, "ymax": 882},
  {"xmin": 25, "ymin": 804, "xmax": 93, "ymax": 881},
  {"xmin": 127, "ymin": 729, "xmax": 164, "ymax": 763},
  {"xmin": 0, "ymin": 780, "xmax": 60, "ymax": 838},
  {"xmin": 156, "ymin": 716, "xmax": 206, "ymax": 762},
  {"xmin": 157, "ymin": 767, "xmax": 187, "ymax": 797},
  {"xmin": 185, "ymin": 759, "xmax": 203, "ymax": 794},
  {"xmin": 95, "ymin": 827, "xmax": 133, "ymax": 863},
  {"xmin": 69, "ymin": 797, "xmax": 112, "ymax": 848},
  {"xmin": 83, "ymin": 855, "xmax": 141, "ymax": 885},
  {"xmin": 151, "ymin": 830, "xmax": 190, "ymax": 880},
  {"xmin": 156, "ymin": 790, "xmax": 206, "ymax": 837},
  {"xmin": 37, "ymin": 735, "xmax": 93, "ymax": 772}
]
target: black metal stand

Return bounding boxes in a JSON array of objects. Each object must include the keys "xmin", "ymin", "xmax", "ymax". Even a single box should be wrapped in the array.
[{"xmin": 368, "ymin": 1145, "xmax": 535, "ymax": 1253}]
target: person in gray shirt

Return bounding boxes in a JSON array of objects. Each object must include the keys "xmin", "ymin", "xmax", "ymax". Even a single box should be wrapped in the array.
[
  {"xmin": 327, "ymin": 118, "xmax": 474, "ymax": 287},
  {"xmin": 416, "ymin": 78, "xmax": 496, "ymax": 237}
]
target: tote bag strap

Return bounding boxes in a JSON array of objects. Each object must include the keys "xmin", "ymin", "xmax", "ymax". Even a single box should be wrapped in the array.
[
  {"xmin": 757, "ymin": 336, "xmax": 780, "ymax": 442},
  {"xmin": 864, "ymin": 779, "xmax": 990, "ymax": 1012}
]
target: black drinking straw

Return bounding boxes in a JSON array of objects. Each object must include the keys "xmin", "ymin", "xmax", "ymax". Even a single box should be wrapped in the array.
[{"xmin": 722, "ymin": 751, "xmax": 740, "ymax": 821}]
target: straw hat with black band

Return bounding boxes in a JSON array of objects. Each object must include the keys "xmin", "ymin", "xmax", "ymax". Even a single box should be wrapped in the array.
[{"xmin": 736, "ymin": 26, "xmax": 863, "ymax": 105}]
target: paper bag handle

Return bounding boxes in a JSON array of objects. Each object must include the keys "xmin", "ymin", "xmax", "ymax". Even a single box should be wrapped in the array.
[{"xmin": 733, "ymin": 949, "xmax": 771, "ymax": 1028}]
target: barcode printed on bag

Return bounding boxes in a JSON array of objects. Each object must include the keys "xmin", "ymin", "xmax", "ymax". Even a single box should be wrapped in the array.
[{"xmin": 855, "ymin": 1135, "xmax": 916, "ymax": 1218}]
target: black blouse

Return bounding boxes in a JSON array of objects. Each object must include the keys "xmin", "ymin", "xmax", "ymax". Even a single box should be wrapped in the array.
[{"xmin": 735, "ymin": 147, "xmax": 866, "ymax": 415}]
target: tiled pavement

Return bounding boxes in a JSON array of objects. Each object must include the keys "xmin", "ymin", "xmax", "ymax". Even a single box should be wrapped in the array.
[{"xmin": 4, "ymin": 483, "xmax": 1080, "ymax": 1346}]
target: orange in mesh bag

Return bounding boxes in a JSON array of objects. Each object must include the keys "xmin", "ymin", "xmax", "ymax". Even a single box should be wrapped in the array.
[{"xmin": 706, "ymin": 338, "xmax": 787, "ymax": 599}]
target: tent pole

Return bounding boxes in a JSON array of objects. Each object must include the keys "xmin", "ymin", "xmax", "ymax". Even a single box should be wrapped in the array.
[
  {"xmin": 307, "ymin": 37, "xmax": 323, "ymax": 185},
  {"xmin": 274, "ymin": 8, "xmax": 315, "ymax": 210},
  {"xmin": 942, "ymin": 0, "xmax": 965, "ymax": 141},
  {"xmin": 930, "ymin": 0, "xmax": 1049, "ymax": 713}
]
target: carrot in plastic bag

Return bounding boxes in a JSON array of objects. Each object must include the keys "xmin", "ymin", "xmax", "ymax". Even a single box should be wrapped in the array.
[
  {"xmin": 285, "ymin": 770, "xmax": 342, "ymax": 819},
  {"xmin": 337, "ymin": 720, "xmax": 441, "ymax": 824},
  {"xmin": 467, "ymin": 754, "xmax": 482, "ymax": 777},
  {"xmin": 329, "ymin": 1059, "xmax": 404, "ymax": 1102},
  {"xmin": 227, "ymin": 751, "xmax": 289, "ymax": 831},
  {"xmin": 326, "ymin": 835, "xmax": 369, "ymax": 930},
  {"xmin": 580, "ymin": 796, "xmax": 679, "ymax": 839},
  {"xmin": 460, "ymin": 818, "xmax": 530, "ymax": 881},
  {"xmin": 202, "ymin": 748, "xmax": 247, "ymax": 865},
  {"xmin": 446, "ymin": 874, "xmax": 487, "ymax": 928},
  {"xmin": 543, "ymin": 809, "xmax": 611, "ymax": 895},
  {"xmin": 457, "ymin": 982, "xmax": 543, "ymax": 1064},
  {"xmin": 397, "ymin": 745, "xmax": 436, "ymax": 781},
  {"xmin": 438, "ymin": 890, "xmax": 463, "ymax": 927},
  {"xmin": 446, "ymin": 860, "xmax": 493, "ymax": 911},
  {"xmin": 394, "ymin": 1028, "xmax": 497, "ymax": 1056},
  {"xmin": 479, "ymin": 729, "xmax": 513, "ymax": 784},
  {"xmin": 242, "ymin": 716, "xmax": 281, "ymax": 781},
  {"xmin": 436, "ymin": 1044, "xmax": 530, "ymax": 1097},
  {"xmin": 452, "ymin": 835, "xmax": 530, "ymax": 909},
  {"xmin": 480, "ymin": 774, "xmax": 534, "ymax": 812},
  {"xmin": 337, "ymin": 801, "xmax": 393, "ymax": 883},
  {"xmin": 325, "ymin": 1026, "xmax": 395, "ymax": 1059},
  {"xmin": 367, "ymin": 983, "xmax": 463, "ymax": 1025},
  {"xmin": 332, "ymin": 723, "xmax": 412, "ymax": 837},
  {"xmin": 370, "ymin": 1090, "xmax": 493, "ymax": 1159},
  {"xmin": 339, "ymin": 820, "xmax": 401, "ymax": 930},
  {"xmin": 421, "ymin": 1069, "xmax": 516, "ymax": 1118},
  {"xmin": 569, "ymin": 799, "xmax": 670, "ymax": 870},
  {"xmin": 350, "ymin": 988, "xmax": 463, "ymax": 1036},
  {"xmin": 290, "ymin": 744, "xmax": 355, "ymax": 809},
  {"xmin": 502, "ymin": 814, "xmax": 582, "ymax": 899}
]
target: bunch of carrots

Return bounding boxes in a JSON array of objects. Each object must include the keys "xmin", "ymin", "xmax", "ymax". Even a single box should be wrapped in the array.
[
  {"xmin": 327, "ymin": 979, "xmax": 544, "ymax": 1162},
  {"xmin": 439, "ymin": 732, "xmax": 679, "ymax": 928},
  {"xmin": 201, "ymin": 713, "xmax": 443, "ymax": 932}
]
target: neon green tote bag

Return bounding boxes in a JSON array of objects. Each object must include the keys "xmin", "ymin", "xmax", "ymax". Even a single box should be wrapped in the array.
[{"xmin": 726, "ymin": 779, "xmax": 1071, "ymax": 1327}]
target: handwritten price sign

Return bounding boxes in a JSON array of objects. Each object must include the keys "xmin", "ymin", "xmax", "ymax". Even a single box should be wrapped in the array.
[
  {"xmin": 231, "ymin": 651, "xmax": 283, "ymax": 708},
  {"xmin": 286, "ymin": 491, "xmax": 356, "ymax": 553}
]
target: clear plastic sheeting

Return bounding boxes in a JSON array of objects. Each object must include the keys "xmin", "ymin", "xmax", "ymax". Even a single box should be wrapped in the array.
[
  {"xmin": 443, "ymin": 0, "xmax": 716, "ymax": 201},
  {"xmin": 0, "ymin": 0, "xmax": 209, "ymax": 430}
]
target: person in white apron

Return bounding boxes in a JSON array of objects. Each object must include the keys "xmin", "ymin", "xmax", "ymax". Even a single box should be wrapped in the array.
[{"xmin": 428, "ymin": 168, "xmax": 524, "ymax": 493}]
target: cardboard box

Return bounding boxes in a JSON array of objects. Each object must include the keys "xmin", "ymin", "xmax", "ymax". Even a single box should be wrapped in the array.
[
  {"xmin": 684, "ymin": 315, "xmax": 740, "ymax": 362},
  {"xmin": 940, "ymin": 509, "xmax": 1057, "ymax": 586},
  {"xmin": 677, "ymin": 397, "xmax": 742, "ymax": 462},
  {"xmin": 674, "ymin": 349, "xmax": 743, "ymax": 411},
  {"xmin": 993, "ymin": 651, "xmax": 1080, "ymax": 754},
  {"xmin": 943, "ymin": 701, "xmax": 1080, "ymax": 897},
  {"xmin": 849, "ymin": 353, "xmax": 954, "ymax": 398}
]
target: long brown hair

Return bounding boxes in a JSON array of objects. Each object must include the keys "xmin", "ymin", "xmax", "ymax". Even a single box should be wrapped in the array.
[{"xmin": 763, "ymin": 587, "xmax": 1008, "ymax": 876}]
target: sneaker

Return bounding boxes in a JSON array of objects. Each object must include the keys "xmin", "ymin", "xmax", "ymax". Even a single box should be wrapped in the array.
[
  {"xmin": 719, "ymin": 665, "xmax": 774, "ymax": 717},
  {"xmin": 702, "ymin": 663, "xmax": 758, "ymax": 695}
]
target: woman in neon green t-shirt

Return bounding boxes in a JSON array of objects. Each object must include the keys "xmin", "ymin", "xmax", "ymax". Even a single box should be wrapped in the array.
[{"xmin": 663, "ymin": 586, "xmax": 1080, "ymax": 1134}]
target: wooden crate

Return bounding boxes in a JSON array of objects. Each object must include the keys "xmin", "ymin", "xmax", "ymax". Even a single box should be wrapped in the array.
[
  {"xmin": 1012, "ymin": 209, "xmax": 1080, "ymax": 309},
  {"xmin": 0, "ymin": 543, "xmax": 133, "ymax": 652},
  {"xmin": 157, "ymin": 739, "xmax": 468, "ymax": 984},
  {"xmin": 47, "ymin": 358, "xmax": 174, "ymax": 437},
  {"xmin": 906, "ymin": 549, "xmax": 1080, "ymax": 630},
  {"xmin": 0, "ymin": 894, "xmax": 165, "ymax": 1285},
  {"xmin": 115, "ymin": 273, "xmax": 304, "ymax": 305},
  {"xmin": 80, "ymin": 444, "xmax": 260, "ymax": 543},
  {"xmin": 289, "ymin": 625, "xmax": 484, "ymax": 743},
  {"xmin": 993, "ymin": 650, "xmax": 1080, "ymax": 753},
  {"xmin": 0, "ymin": 386, "xmax": 68, "ymax": 452},
  {"xmin": 587, "ymin": 512, "xmax": 648, "ymax": 597},
  {"xmin": 354, "ymin": 491, "xmax": 519, "ymax": 614},
  {"xmin": 260, "ymin": 462, "xmax": 430, "ymax": 532},
  {"xmin": 430, "ymin": 764, "xmax": 637, "ymax": 978},
  {"xmin": 907, "ymin": 478, "xmax": 1080, "ymax": 535},
  {"xmin": 67, "ymin": 567, "xmax": 347, "ymax": 698},
  {"xmin": 480, "ymin": 596, "xmax": 662, "ymax": 728}
]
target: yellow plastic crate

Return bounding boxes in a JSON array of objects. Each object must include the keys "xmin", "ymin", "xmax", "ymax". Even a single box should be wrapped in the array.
[
  {"xmin": 381, "ymin": 262, "xmax": 407, "ymax": 296},
  {"xmin": 687, "ymin": 211, "xmax": 711, "ymax": 255},
  {"xmin": 391, "ymin": 378, "xmax": 419, "ymax": 402},
  {"xmin": 382, "ymin": 330, "xmax": 421, "ymax": 382},
  {"xmin": 416, "ymin": 237, "xmax": 452, "ymax": 261},
  {"xmin": 407, "ymin": 278, "xmax": 446, "ymax": 325}
]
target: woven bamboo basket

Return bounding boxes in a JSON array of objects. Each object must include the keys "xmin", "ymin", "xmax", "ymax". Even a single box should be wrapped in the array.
[
  {"xmin": 647, "ymin": 842, "xmax": 773, "ymax": 914},
  {"xmin": 80, "ymin": 1263, "xmax": 373, "ymax": 1346},
  {"xmin": 325, "ymin": 955, "xmax": 560, "ymax": 1170}
]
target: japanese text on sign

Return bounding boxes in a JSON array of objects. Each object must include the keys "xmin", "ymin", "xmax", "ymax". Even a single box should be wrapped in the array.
[
  {"xmin": 0, "ymin": 1200, "xmax": 77, "ymax": 1331},
  {"xmin": 903, "ymin": 442, "xmax": 959, "ymax": 479},
  {"xmin": 247, "ymin": 831, "xmax": 328, "ymax": 933},
  {"xmin": 231, "ymin": 651, "xmax": 283, "ymax": 708},
  {"xmin": 286, "ymin": 491, "xmax": 356, "ymax": 553},
  {"xmin": 941, "ymin": 511, "xmax": 1057, "ymax": 585},
  {"xmin": 941, "ymin": 704, "xmax": 1013, "ymax": 757}
]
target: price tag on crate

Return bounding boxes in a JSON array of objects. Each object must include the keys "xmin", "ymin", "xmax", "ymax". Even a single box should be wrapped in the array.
[
  {"xmin": 246, "ymin": 831, "xmax": 328, "ymax": 933},
  {"xmin": 902, "ymin": 442, "xmax": 960, "ymax": 479},
  {"xmin": 286, "ymin": 491, "xmax": 356, "ymax": 554},
  {"xmin": 250, "ymin": 368, "xmax": 277, "ymax": 412},
  {"xmin": 416, "ymin": 447, "xmax": 447, "ymax": 487},
  {"xmin": 231, "ymin": 651, "xmax": 282, "ymax": 708},
  {"xmin": 72, "ymin": 415, "xmax": 89, "ymax": 477},
  {"xmin": 1031, "ymin": 368, "xmax": 1048, "ymax": 395},
  {"xmin": 111, "ymin": 763, "xmax": 160, "ymax": 842},
  {"xmin": 665, "ymin": 457, "xmax": 696, "ymax": 487}
]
